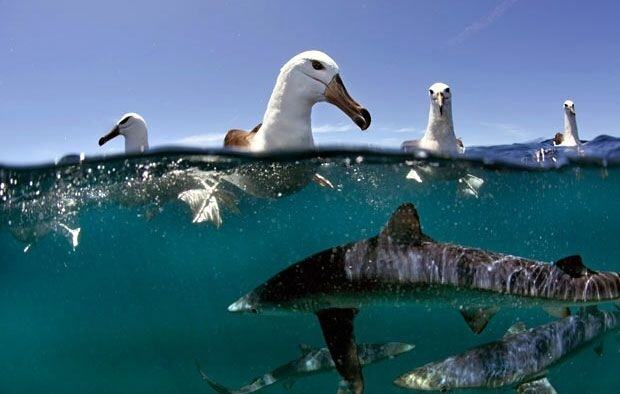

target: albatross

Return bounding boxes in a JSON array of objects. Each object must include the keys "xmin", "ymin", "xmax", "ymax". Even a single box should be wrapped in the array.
[
  {"xmin": 97, "ymin": 113, "xmax": 236, "ymax": 226},
  {"xmin": 223, "ymin": 50, "xmax": 371, "ymax": 197},
  {"xmin": 553, "ymin": 100, "xmax": 581, "ymax": 147},
  {"xmin": 401, "ymin": 82, "xmax": 463, "ymax": 156},
  {"xmin": 98, "ymin": 113, "xmax": 149, "ymax": 153},
  {"xmin": 224, "ymin": 50, "xmax": 371, "ymax": 152}
]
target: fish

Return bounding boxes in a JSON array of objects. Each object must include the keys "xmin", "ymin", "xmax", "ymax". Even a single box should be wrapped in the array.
[
  {"xmin": 228, "ymin": 203, "xmax": 620, "ymax": 393},
  {"xmin": 197, "ymin": 342, "xmax": 414, "ymax": 394},
  {"xmin": 394, "ymin": 307, "xmax": 620, "ymax": 391}
]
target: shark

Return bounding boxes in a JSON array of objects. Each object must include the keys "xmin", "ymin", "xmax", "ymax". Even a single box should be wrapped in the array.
[
  {"xmin": 197, "ymin": 342, "xmax": 414, "ymax": 394},
  {"xmin": 228, "ymin": 203, "xmax": 620, "ymax": 393},
  {"xmin": 394, "ymin": 307, "xmax": 620, "ymax": 392}
]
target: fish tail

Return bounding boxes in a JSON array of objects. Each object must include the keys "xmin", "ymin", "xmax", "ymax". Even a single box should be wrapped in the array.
[{"xmin": 195, "ymin": 360, "xmax": 233, "ymax": 394}]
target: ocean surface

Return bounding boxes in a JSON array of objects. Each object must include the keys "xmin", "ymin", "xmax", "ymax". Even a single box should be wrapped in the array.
[{"xmin": 1, "ymin": 135, "xmax": 620, "ymax": 393}]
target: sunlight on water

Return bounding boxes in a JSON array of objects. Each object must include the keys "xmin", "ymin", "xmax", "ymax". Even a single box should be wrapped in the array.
[{"xmin": 1, "ymin": 140, "xmax": 619, "ymax": 393}]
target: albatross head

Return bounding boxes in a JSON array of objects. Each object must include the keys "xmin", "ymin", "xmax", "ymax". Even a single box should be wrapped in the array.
[
  {"xmin": 98, "ymin": 113, "xmax": 149, "ymax": 153},
  {"xmin": 564, "ymin": 99, "xmax": 576, "ymax": 116},
  {"xmin": 428, "ymin": 82, "xmax": 452, "ymax": 117},
  {"xmin": 276, "ymin": 50, "xmax": 371, "ymax": 130}
]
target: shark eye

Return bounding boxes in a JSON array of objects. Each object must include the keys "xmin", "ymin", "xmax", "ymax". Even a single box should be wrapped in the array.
[
  {"xmin": 119, "ymin": 116, "xmax": 132, "ymax": 125},
  {"xmin": 250, "ymin": 308, "xmax": 258, "ymax": 314},
  {"xmin": 311, "ymin": 60, "xmax": 325, "ymax": 70}
]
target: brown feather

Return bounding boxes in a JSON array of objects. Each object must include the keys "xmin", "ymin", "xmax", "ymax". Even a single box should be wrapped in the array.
[{"xmin": 223, "ymin": 123, "xmax": 262, "ymax": 148}]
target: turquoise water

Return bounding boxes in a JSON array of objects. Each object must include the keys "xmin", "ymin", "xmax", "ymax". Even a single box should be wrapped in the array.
[{"xmin": 1, "ymin": 142, "xmax": 620, "ymax": 393}]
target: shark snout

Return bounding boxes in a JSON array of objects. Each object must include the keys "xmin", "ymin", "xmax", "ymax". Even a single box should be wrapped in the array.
[{"xmin": 227, "ymin": 295, "xmax": 256, "ymax": 313}]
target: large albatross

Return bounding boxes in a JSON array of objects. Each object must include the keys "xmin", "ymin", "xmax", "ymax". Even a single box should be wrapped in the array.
[
  {"xmin": 401, "ymin": 82, "xmax": 463, "ymax": 156},
  {"xmin": 553, "ymin": 100, "xmax": 581, "ymax": 147},
  {"xmin": 224, "ymin": 50, "xmax": 371, "ymax": 152},
  {"xmin": 223, "ymin": 50, "xmax": 371, "ymax": 197}
]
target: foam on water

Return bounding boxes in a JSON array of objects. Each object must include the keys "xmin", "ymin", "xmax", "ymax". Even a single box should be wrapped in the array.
[{"xmin": 1, "ymin": 137, "xmax": 620, "ymax": 393}]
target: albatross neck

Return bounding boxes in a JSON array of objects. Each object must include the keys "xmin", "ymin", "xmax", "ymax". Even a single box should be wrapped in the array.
[
  {"xmin": 421, "ymin": 103, "xmax": 458, "ymax": 151},
  {"xmin": 124, "ymin": 129, "xmax": 149, "ymax": 154},
  {"xmin": 252, "ymin": 71, "xmax": 315, "ymax": 151},
  {"xmin": 563, "ymin": 112, "xmax": 580, "ymax": 146}
]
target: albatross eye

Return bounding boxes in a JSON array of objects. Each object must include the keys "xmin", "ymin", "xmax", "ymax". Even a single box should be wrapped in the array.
[
  {"xmin": 119, "ymin": 116, "xmax": 132, "ymax": 125},
  {"xmin": 444, "ymin": 88, "xmax": 450, "ymax": 93},
  {"xmin": 311, "ymin": 60, "xmax": 325, "ymax": 70},
  {"xmin": 429, "ymin": 89, "xmax": 434, "ymax": 95}
]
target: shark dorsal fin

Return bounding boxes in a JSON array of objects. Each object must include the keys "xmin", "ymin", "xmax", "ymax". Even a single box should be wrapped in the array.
[
  {"xmin": 504, "ymin": 321, "xmax": 527, "ymax": 338},
  {"xmin": 554, "ymin": 255, "xmax": 598, "ymax": 278},
  {"xmin": 379, "ymin": 203, "xmax": 424, "ymax": 246}
]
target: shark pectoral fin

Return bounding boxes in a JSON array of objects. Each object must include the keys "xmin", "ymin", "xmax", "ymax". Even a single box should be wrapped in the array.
[
  {"xmin": 316, "ymin": 308, "xmax": 364, "ymax": 394},
  {"xmin": 504, "ymin": 321, "xmax": 528, "ymax": 338},
  {"xmin": 554, "ymin": 255, "xmax": 598, "ymax": 278},
  {"xmin": 194, "ymin": 360, "xmax": 233, "ymax": 394},
  {"xmin": 380, "ymin": 203, "xmax": 425, "ymax": 246},
  {"xmin": 516, "ymin": 377, "xmax": 557, "ymax": 394},
  {"xmin": 542, "ymin": 306, "xmax": 571, "ymax": 319},
  {"xmin": 282, "ymin": 380, "xmax": 296, "ymax": 391},
  {"xmin": 459, "ymin": 306, "xmax": 499, "ymax": 334}
]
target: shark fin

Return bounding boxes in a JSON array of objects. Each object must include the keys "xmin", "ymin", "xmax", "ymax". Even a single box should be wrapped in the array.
[
  {"xmin": 542, "ymin": 306, "xmax": 571, "ymax": 319},
  {"xmin": 380, "ymin": 203, "xmax": 424, "ymax": 246},
  {"xmin": 299, "ymin": 344, "xmax": 315, "ymax": 356},
  {"xmin": 459, "ymin": 306, "xmax": 499, "ymax": 334},
  {"xmin": 282, "ymin": 380, "xmax": 296, "ymax": 391},
  {"xmin": 316, "ymin": 308, "xmax": 364, "ymax": 394},
  {"xmin": 504, "ymin": 321, "xmax": 527, "ymax": 338},
  {"xmin": 194, "ymin": 360, "xmax": 233, "ymax": 394},
  {"xmin": 554, "ymin": 255, "xmax": 598, "ymax": 278},
  {"xmin": 594, "ymin": 341, "xmax": 604, "ymax": 357},
  {"xmin": 516, "ymin": 377, "xmax": 557, "ymax": 394}
]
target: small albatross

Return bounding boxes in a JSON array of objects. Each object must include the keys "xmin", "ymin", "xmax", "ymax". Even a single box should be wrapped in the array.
[
  {"xmin": 97, "ymin": 113, "xmax": 235, "ymax": 226},
  {"xmin": 98, "ymin": 113, "xmax": 149, "ymax": 153},
  {"xmin": 553, "ymin": 99, "xmax": 581, "ymax": 147},
  {"xmin": 401, "ymin": 82, "xmax": 463, "ymax": 156}
]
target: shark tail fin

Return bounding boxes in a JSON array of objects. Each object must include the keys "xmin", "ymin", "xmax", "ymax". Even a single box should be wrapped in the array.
[{"xmin": 195, "ymin": 360, "xmax": 233, "ymax": 394}]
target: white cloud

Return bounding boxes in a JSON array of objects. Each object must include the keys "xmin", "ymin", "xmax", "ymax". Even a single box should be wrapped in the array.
[
  {"xmin": 313, "ymin": 123, "xmax": 358, "ymax": 133},
  {"xmin": 174, "ymin": 133, "xmax": 226, "ymax": 146},
  {"xmin": 448, "ymin": 0, "xmax": 519, "ymax": 46}
]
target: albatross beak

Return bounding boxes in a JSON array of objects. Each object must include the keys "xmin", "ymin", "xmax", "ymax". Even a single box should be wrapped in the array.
[
  {"xmin": 98, "ymin": 125, "xmax": 121, "ymax": 146},
  {"xmin": 437, "ymin": 93, "xmax": 445, "ymax": 116},
  {"xmin": 324, "ymin": 74, "xmax": 371, "ymax": 130}
]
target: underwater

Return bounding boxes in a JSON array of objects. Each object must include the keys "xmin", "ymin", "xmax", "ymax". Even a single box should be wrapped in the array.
[{"xmin": 1, "ymin": 140, "xmax": 620, "ymax": 393}]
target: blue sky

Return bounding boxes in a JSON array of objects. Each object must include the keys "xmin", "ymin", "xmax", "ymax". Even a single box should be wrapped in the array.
[{"xmin": 1, "ymin": 0, "xmax": 619, "ymax": 163}]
